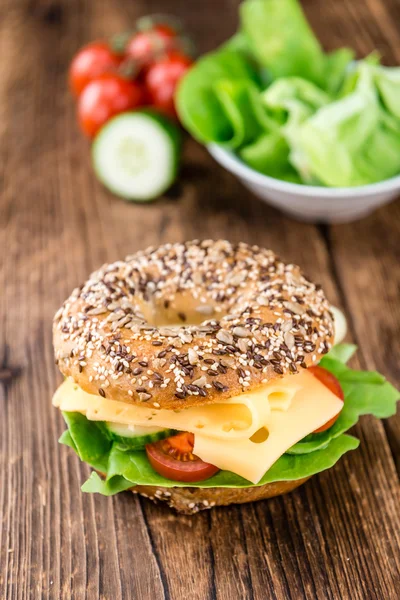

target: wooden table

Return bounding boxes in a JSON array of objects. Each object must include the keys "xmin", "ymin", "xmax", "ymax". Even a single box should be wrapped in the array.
[{"xmin": 1, "ymin": 0, "xmax": 399, "ymax": 598}]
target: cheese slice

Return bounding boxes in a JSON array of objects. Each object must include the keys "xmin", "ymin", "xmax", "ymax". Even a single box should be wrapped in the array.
[
  {"xmin": 194, "ymin": 371, "xmax": 342, "ymax": 483},
  {"xmin": 53, "ymin": 370, "xmax": 342, "ymax": 484},
  {"xmin": 53, "ymin": 378, "xmax": 300, "ymax": 441}
]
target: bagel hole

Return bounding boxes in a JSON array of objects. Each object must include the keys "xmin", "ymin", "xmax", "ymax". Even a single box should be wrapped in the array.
[
  {"xmin": 138, "ymin": 297, "xmax": 223, "ymax": 327},
  {"xmin": 250, "ymin": 428, "xmax": 269, "ymax": 444}
]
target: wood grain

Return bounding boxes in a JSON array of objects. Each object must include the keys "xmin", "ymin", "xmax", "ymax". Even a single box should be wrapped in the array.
[{"xmin": 0, "ymin": 1, "xmax": 399, "ymax": 599}]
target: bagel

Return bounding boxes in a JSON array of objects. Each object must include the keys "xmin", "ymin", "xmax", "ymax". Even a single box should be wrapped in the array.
[
  {"xmin": 125, "ymin": 477, "xmax": 310, "ymax": 514},
  {"xmin": 53, "ymin": 240, "xmax": 357, "ymax": 513},
  {"xmin": 53, "ymin": 240, "xmax": 334, "ymax": 411}
]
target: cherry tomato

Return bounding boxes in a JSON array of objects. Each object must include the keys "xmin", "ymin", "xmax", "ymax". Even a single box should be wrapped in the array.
[
  {"xmin": 309, "ymin": 366, "xmax": 344, "ymax": 433},
  {"xmin": 144, "ymin": 51, "xmax": 193, "ymax": 117},
  {"xmin": 146, "ymin": 432, "xmax": 219, "ymax": 482},
  {"xmin": 69, "ymin": 42, "xmax": 123, "ymax": 97},
  {"xmin": 125, "ymin": 24, "xmax": 177, "ymax": 66},
  {"xmin": 77, "ymin": 73, "xmax": 145, "ymax": 137}
]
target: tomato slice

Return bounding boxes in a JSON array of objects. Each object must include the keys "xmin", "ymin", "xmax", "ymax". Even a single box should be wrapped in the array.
[
  {"xmin": 309, "ymin": 366, "xmax": 344, "ymax": 433},
  {"xmin": 146, "ymin": 432, "xmax": 219, "ymax": 482}
]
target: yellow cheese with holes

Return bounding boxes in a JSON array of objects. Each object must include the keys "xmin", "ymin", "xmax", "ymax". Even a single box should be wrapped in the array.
[
  {"xmin": 53, "ymin": 370, "xmax": 342, "ymax": 483},
  {"xmin": 194, "ymin": 371, "xmax": 342, "ymax": 482},
  {"xmin": 53, "ymin": 378, "xmax": 300, "ymax": 440}
]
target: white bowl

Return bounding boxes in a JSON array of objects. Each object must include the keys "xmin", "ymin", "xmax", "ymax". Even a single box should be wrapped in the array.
[{"xmin": 208, "ymin": 144, "xmax": 400, "ymax": 223}]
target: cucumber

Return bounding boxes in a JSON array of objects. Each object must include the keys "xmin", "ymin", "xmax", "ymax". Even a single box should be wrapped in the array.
[
  {"xmin": 92, "ymin": 110, "xmax": 181, "ymax": 202},
  {"xmin": 105, "ymin": 422, "xmax": 174, "ymax": 449}
]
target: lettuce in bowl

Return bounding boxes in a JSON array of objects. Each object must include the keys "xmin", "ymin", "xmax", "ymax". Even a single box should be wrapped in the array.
[{"xmin": 176, "ymin": 0, "xmax": 400, "ymax": 187}]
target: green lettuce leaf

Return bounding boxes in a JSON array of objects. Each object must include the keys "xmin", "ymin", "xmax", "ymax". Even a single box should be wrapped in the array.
[
  {"xmin": 82, "ymin": 473, "xmax": 134, "ymax": 496},
  {"xmin": 324, "ymin": 343, "xmax": 357, "ymax": 364},
  {"xmin": 240, "ymin": 0, "xmax": 326, "ymax": 86},
  {"xmin": 324, "ymin": 48, "xmax": 355, "ymax": 94},
  {"xmin": 374, "ymin": 66, "xmax": 400, "ymax": 119},
  {"xmin": 176, "ymin": 48, "xmax": 262, "ymax": 147},
  {"xmin": 176, "ymin": 0, "xmax": 400, "ymax": 187},
  {"xmin": 239, "ymin": 131, "xmax": 292, "ymax": 177},
  {"xmin": 212, "ymin": 79, "xmax": 276, "ymax": 148},
  {"xmin": 292, "ymin": 64, "xmax": 400, "ymax": 186},
  {"xmin": 262, "ymin": 78, "xmax": 331, "ymax": 169},
  {"xmin": 81, "ymin": 434, "xmax": 359, "ymax": 494},
  {"xmin": 58, "ymin": 429, "xmax": 78, "ymax": 451},
  {"xmin": 61, "ymin": 412, "xmax": 111, "ymax": 472}
]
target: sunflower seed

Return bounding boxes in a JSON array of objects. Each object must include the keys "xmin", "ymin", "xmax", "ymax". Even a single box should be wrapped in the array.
[
  {"xmin": 281, "ymin": 319, "xmax": 293, "ymax": 333},
  {"xmin": 216, "ymin": 329, "xmax": 234, "ymax": 345},
  {"xmin": 192, "ymin": 375, "xmax": 207, "ymax": 387},
  {"xmin": 233, "ymin": 326, "xmax": 250, "ymax": 338},
  {"xmin": 284, "ymin": 331, "xmax": 295, "ymax": 349},
  {"xmin": 179, "ymin": 332, "xmax": 193, "ymax": 344},
  {"xmin": 158, "ymin": 327, "xmax": 179, "ymax": 337},
  {"xmin": 188, "ymin": 348, "xmax": 199, "ymax": 365},
  {"xmin": 283, "ymin": 301, "xmax": 306, "ymax": 315},
  {"xmin": 237, "ymin": 338, "xmax": 249, "ymax": 353},
  {"xmin": 87, "ymin": 306, "xmax": 107, "ymax": 316}
]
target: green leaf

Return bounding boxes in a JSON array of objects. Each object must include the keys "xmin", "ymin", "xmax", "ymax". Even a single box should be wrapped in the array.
[
  {"xmin": 288, "ymin": 356, "xmax": 400, "ymax": 454},
  {"xmin": 263, "ymin": 77, "xmax": 331, "ymax": 116},
  {"xmin": 82, "ymin": 434, "xmax": 359, "ymax": 494},
  {"xmin": 59, "ymin": 429, "xmax": 78, "ymax": 451},
  {"xmin": 82, "ymin": 472, "xmax": 134, "ymax": 496},
  {"xmin": 239, "ymin": 131, "xmax": 292, "ymax": 177},
  {"xmin": 292, "ymin": 63, "xmax": 400, "ymax": 186},
  {"xmin": 324, "ymin": 48, "xmax": 355, "ymax": 94},
  {"xmin": 176, "ymin": 48, "xmax": 261, "ymax": 146},
  {"xmin": 62, "ymin": 412, "xmax": 111, "ymax": 472},
  {"xmin": 212, "ymin": 79, "xmax": 272, "ymax": 148},
  {"xmin": 240, "ymin": 0, "xmax": 326, "ymax": 86},
  {"xmin": 375, "ymin": 66, "xmax": 400, "ymax": 119},
  {"xmin": 324, "ymin": 343, "xmax": 357, "ymax": 364}
]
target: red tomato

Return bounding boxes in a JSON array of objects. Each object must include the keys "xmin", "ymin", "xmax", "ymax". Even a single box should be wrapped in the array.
[
  {"xmin": 309, "ymin": 366, "xmax": 345, "ymax": 433},
  {"xmin": 69, "ymin": 42, "xmax": 123, "ymax": 97},
  {"xmin": 77, "ymin": 73, "xmax": 145, "ymax": 137},
  {"xmin": 144, "ymin": 51, "xmax": 193, "ymax": 117},
  {"xmin": 125, "ymin": 24, "xmax": 177, "ymax": 65},
  {"xmin": 146, "ymin": 432, "xmax": 219, "ymax": 482}
]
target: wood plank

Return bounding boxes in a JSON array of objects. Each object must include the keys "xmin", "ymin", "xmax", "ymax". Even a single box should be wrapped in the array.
[{"xmin": 0, "ymin": 0, "xmax": 399, "ymax": 599}]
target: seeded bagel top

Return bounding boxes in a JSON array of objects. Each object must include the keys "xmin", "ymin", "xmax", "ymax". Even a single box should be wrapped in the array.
[{"xmin": 53, "ymin": 240, "xmax": 334, "ymax": 409}]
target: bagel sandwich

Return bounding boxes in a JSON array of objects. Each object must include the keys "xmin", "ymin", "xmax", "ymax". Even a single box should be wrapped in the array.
[{"xmin": 52, "ymin": 240, "xmax": 399, "ymax": 514}]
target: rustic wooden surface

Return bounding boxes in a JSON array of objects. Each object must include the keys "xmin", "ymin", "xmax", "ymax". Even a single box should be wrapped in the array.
[{"xmin": 0, "ymin": 0, "xmax": 399, "ymax": 598}]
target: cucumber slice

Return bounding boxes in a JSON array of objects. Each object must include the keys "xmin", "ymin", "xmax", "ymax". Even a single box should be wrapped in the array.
[
  {"xmin": 105, "ymin": 422, "xmax": 174, "ymax": 449},
  {"xmin": 92, "ymin": 110, "xmax": 181, "ymax": 202}
]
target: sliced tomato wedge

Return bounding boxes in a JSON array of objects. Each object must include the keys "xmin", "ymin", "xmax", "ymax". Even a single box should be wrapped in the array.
[
  {"xmin": 309, "ymin": 365, "xmax": 344, "ymax": 433},
  {"xmin": 145, "ymin": 432, "xmax": 219, "ymax": 482}
]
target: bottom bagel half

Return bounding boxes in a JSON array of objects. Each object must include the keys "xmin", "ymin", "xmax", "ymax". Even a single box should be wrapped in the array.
[{"xmin": 128, "ymin": 478, "xmax": 311, "ymax": 514}]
